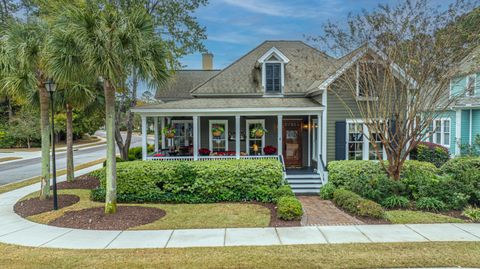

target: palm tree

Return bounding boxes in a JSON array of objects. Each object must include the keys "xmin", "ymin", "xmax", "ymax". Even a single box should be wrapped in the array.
[
  {"xmin": 52, "ymin": 2, "xmax": 168, "ymax": 213},
  {"xmin": 0, "ymin": 20, "xmax": 52, "ymax": 199}
]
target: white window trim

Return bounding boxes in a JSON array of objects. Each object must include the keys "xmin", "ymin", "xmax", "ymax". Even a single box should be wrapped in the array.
[
  {"xmin": 171, "ymin": 120, "xmax": 193, "ymax": 147},
  {"xmin": 258, "ymin": 47, "xmax": 289, "ymax": 96},
  {"xmin": 428, "ymin": 118, "xmax": 451, "ymax": 148},
  {"xmin": 246, "ymin": 119, "xmax": 266, "ymax": 155},
  {"xmin": 209, "ymin": 120, "xmax": 228, "ymax": 152},
  {"xmin": 262, "ymin": 61, "xmax": 284, "ymax": 95},
  {"xmin": 466, "ymin": 74, "xmax": 476, "ymax": 97},
  {"xmin": 312, "ymin": 119, "xmax": 318, "ymax": 161},
  {"xmin": 345, "ymin": 119, "xmax": 387, "ymax": 160}
]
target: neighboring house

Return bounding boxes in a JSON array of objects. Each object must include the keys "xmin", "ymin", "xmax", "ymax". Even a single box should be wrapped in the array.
[
  {"xmin": 132, "ymin": 40, "xmax": 412, "ymax": 193},
  {"xmin": 428, "ymin": 46, "xmax": 480, "ymax": 155}
]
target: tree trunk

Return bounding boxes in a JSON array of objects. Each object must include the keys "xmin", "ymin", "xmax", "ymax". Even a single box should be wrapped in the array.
[
  {"xmin": 104, "ymin": 79, "xmax": 117, "ymax": 214},
  {"xmin": 66, "ymin": 103, "xmax": 74, "ymax": 182},
  {"xmin": 39, "ymin": 85, "xmax": 50, "ymax": 200},
  {"xmin": 115, "ymin": 69, "xmax": 137, "ymax": 161},
  {"xmin": 6, "ymin": 96, "xmax": 13, "ymax": 122}
]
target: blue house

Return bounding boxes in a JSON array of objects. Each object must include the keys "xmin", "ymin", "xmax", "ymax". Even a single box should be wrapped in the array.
[{"xmin": 429, "ymin": 47, "xmax": 480, "ymax": 155}]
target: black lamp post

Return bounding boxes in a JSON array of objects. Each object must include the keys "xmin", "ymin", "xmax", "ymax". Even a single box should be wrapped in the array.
[{"xmin": 45, "ymin": 79, "xmax": 58, "ymax": 210}]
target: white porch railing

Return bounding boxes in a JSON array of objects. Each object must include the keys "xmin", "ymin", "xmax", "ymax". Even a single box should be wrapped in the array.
[{"xmin": 146, "ymin": 155, "xmax": 280, "ymax": 161}]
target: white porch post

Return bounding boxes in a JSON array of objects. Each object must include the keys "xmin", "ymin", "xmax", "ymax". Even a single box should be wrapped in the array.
[
  {"xmin": 167, "ymin": 117, "xmax": 172, "ymax": 147},
  {"xmin": 455, "ymin": 110, "xmax": 461, "ymax": 156},
  {"xmin": 160, "ymin": 116, "xmax": 165, "ymax": 149},
  {"xmin": 154, "ymin": 117, "xmax": 159, "ymax": 152},
  {"xmin": 321, "ymin": 110, "xmax": 327, "ymax": 166},
  {"xmin": 141, "ymin": 115, "xmax": 147, "ymax": 160},
  {"xmin": 193, "ymin": 116, "xmax": 199, "ymax": 160},
  {"xmin": 235, "ymin": 115, "xmax": 240, "ymax": 159},
  {"xmin": 307, "ymin": 115, "xmax": 311, "ymax": 167},
  {"xmin": 277, "ymin": 115, "xmax": 283, "ymax": 157},
  {"xmin": 317, "ymin": 113, "xmax": 322, "ymax": 172}
]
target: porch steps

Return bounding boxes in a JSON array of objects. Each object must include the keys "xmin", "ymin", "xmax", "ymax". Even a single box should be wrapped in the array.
[{"xmin": 286, "ymin": 173, "xmax": 323, "ymax": 194}]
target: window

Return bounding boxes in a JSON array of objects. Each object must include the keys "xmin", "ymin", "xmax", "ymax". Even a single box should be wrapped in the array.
[
  {"xmin": 171, "ymin": 120, "xmax": 193, "ymax": 147},
  {"xmin": 209, "ymin": 120, "xmax": 228, "ymax": 152},
  {"xmin": 347, "ymin": 122, "xmax": 364, "ymax": 160},
  {"xmin": 346, "ymin": 120, "xmax": 386, "ymax": 160},
  {"xmin": 427, "ymin": 118, "xmax": 450, "ymax": 147},
  {"xmin": 246, "ymin": 119, "xmax": 265, "ymax": 155},
  {"xmin": 265, "ymin": 63, "xmax": 281, "ymax": 93},
  {"xmin": 466, "ymin": 74, "xmax": 476, "ymax": 96}
]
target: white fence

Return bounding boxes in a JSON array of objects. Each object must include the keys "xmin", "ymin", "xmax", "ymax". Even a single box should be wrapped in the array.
[{"xmin": 146, "ymin": 155, "xmax": 280, "ymax": 161}]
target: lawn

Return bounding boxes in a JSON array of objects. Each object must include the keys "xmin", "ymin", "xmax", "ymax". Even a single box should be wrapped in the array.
[
  {"xmin": 24, "ymin": 189, "xmax": 271, "ymax": 229},
  {"xmin": 385, "ymin": 210, "xmax": 465, "ymax": 224},
  {"xmin": 0, "ymin": 242, "xmax": 479, "ymax": 268}
]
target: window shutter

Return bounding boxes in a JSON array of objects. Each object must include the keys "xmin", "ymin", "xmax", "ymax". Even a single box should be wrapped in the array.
[{"xmin": 335, "ymin": 121, "xmax": 347, "ymax": 160}]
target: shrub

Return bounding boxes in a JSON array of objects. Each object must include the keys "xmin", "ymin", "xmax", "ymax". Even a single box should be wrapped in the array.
[
  {"xmin": 462, "ymin": 206, "xmax": 480, "ymax": 222},
  {"xmin": 381, "ymin": 195, "xmax": 410, "ymax": 209},
  {"xmin": 277, "ymin": 196, "xmax": 303, "ymax": 221},
  {"xmin": 328, "ymin": 161, "xmax": 404, "ymax": 203},
  {"xmin": 401, "ymin": 160, "xmax": 440, "ymax": 200},
  {"xmin": 357, "ymin": 199, "xmax": 384, "ymax": 218},
  {"xmin": 102, "ymin": 157, "xmax": 125, "ymax": 167},
  {"xmin": 410, "ymin": 142, "xmax": 449, "ymax": 167},
  {"xmin": 92, "ymin": 159, "xmax": 284, "ymax": 203},
  {"xmin": 332, "ymin": 189, "xmax": 384, "ymax": 219},
  {"xmin": 416, "ymin": 197, "xmax": 446, "ymax": 212},
  {"xmin": 319, "ymin": 182, "xmax": 336, "ymax": 200},
  {"xmin": 440, "ymin": 157, "xmax": 480, "ymax": 205},
  {"xmin": 273, "ymin": 185, "xmax": 294, "ymax": 202}
]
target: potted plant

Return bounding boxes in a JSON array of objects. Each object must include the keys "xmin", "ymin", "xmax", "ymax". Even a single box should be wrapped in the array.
[
  {"xmin": 263, "ymin": 145, "xmax": 277, "ymax": 155},
  {"xmin": 212, "ymin": 126, "xmax": 224, "ymax": 137},
  {"xmin": 251, "ymin": 126, "xmax": 267, "ymax": 138},
  {"xmin": 198, "ymin": 148, "xmax": 211, "ymax": 156},
  {"xmin": 162, "ymin": 124, "xmax": 176, "ymax": 138}
]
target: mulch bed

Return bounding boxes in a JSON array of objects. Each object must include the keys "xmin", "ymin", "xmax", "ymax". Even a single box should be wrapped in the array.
[
  {"xmin": 14, "ymin": 195, "xmax": 80, "ymax": 217},
  {"xmin": 54, "ymin": 175, "xmax": 100, "ymax": 190},
  {"xmin": 48, "ymin": 206, "xmax": 166, "ymax": 230},
  {"xmin": 259, "ymin": 203, "xmax": 301, "ymax": 227}
]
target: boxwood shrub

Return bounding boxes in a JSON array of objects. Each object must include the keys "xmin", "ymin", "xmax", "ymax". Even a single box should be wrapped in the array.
[
  {"xmin": 91, "ymin": 159, "xmax": 284, "ymax": 203},
  {"xmin": 410, "ymin": 142, "xmax": 450, "ymax": 168},
  {"xmin": 277, "ymin": 196, "xmax": 303, "ymax": 221},
  {"xmin": 332, "ymin": 188, "xmax": 384, "ymax": 219}
]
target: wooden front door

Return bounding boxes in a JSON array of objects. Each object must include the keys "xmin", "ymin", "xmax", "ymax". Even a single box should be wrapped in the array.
[{"xmin": 283, "ymin": 120, "xmax": 302, "ymax": 167}]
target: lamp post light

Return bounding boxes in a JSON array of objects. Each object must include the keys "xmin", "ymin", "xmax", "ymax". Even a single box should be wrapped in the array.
[{"xmin": 45, "ymin": 79, "xmax": 58, "ymax": 210}]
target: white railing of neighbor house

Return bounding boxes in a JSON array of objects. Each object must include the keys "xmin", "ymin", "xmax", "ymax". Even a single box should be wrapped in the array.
[{"xmin": 278, "ymin": 154, "xmax": 287, "ymax": 183}]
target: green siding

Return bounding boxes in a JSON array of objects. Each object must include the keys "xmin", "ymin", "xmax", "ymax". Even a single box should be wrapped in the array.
[
  {"xmin": 326, "ymin": 81, "xmax": 362, "ymax": 163},
  {"xmin": 451, "ymin": 76, "xmax": 467, "ymax": 97},
  {"xmin": 476, "ymin": 73, "xmax": 480, "ymax": 97}
]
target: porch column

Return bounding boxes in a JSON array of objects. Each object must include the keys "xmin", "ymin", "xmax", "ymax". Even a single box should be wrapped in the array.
[
  {"xmin": 193, "ymin": 116, "xmax": 199, "ymax": 160},
  {"xmin": 235, "ymin": 115, "xmax": 240, "ymax": 159},
  {"xmin": 167, "ymin": 117, "xmax": 172, "ymax": 147},
  {"xmin": 317, "ymin": 113, "xmax": 322, "ymax": 171},
  {"xmin": 141, "ymin": 115, "xmax": 147, "ymax": 160},
  {"xmin": 154, "ymin": 117, "xmax": 159, "ymax": 152},
  {"xmin": 455, "ymin": 110, "xmax": 461, "ymax": 156},
  {"xmin": 307, "ymin": 115, "xmax": 311, "ymax": 167},
  {"xmin": 160, "ymin": 116, "xmax": 166, "ymax": 149},
  {"xmin": 277, "ymin": 115, "xmax": 283, "ymax": 157}
]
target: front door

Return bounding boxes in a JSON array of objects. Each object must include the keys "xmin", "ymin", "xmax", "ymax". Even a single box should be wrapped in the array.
[{"xmin": 283, "ymin": 119, "xmax": 302, "ymax": 167}]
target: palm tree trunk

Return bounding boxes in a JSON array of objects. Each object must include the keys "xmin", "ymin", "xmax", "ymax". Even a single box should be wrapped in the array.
[
  {"xmin": 104, "ymin": 79, "xmax": 117, "ymax": 214},
  {"xmin": 66, "ymin": 103, "xmax": 74, "ymax": 182},
  {"xmin": 39, "ymin": 85, "xmax": 50, "ymax": 200}
]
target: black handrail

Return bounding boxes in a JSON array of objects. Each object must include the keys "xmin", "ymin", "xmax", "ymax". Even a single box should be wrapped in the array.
[
  {"xmin": 318, "ymin": 154, "xmax": 327, "ymax": 172},
  {"xmin": 278, "ymin": 154, "xmax": 286, "ymax": 173}
]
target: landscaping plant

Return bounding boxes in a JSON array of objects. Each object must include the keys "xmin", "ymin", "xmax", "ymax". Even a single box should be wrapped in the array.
[
  {"xmin": 319, "ymin": 182, "xmax": 336, "ymax": 200},
  {"xmin": 381, "ymin": 195, "xmax": 410, "ymax": 209},
  {"xmin": 416, "ymin": 197, "xmax": 446, "ymax": 212},
  {"xmin": 277, "ymin": 196, "xmax": 303, "ymax": 221},
  {"xmin": 332, "ymin": 188, "xmax": 384, "ymax": 219},
  {"xmin": 462, "ymin": 206, "xmax": 480, "ymax": 222}
]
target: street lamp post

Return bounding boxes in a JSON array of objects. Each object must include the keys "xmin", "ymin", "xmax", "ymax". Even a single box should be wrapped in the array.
[{"xmin": 45, "ymin": 79, "xmax": 58, "ymax": 210}]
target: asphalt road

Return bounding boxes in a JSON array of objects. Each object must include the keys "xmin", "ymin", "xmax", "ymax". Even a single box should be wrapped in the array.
[{"xmin": 0, "ymin": 131, "xmax": 143, "ymax": 186}]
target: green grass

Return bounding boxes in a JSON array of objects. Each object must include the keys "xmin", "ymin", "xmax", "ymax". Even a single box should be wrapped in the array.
[
  {"xmin": 0, "ymin": 242, "xmax": 479, "ymax": 268},
  {"xmin": 25, "ymin": 189, "xmax": 271, "ymax": 229},
  {"xmin": 385, "ymin": 210, "xmax": 465, "ymax": 224}
]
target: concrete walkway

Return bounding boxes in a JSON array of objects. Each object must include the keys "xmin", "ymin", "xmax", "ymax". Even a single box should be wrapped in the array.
[{"xmin": 0, "ymin": 166, "xmax": 480, "ymax": 249}]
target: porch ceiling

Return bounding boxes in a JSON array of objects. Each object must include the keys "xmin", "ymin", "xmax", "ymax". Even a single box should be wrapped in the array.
[{"xmin": 132, "ymin": 97, "xmax": 323, "ymax": 116}]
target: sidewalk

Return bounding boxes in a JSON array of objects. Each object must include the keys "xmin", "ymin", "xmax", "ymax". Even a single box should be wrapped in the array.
[{"xmin": 0, "ymin": 167, "xmax": 479, "ymax": 249}]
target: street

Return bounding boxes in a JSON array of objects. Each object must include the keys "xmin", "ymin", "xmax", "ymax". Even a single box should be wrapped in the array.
[{"xmin": 0, "ymin": 131, "xmax": 144, "ymax": 185}]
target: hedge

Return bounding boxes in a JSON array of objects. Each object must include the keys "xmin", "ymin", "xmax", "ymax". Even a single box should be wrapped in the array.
[
  {"xmin": 277, "ymin": 196, "xmax": 303, "ymax": 221},
  {"xmin": 410, "ymin": 142, "xmax": 450, "ymax": 168},
  {"xmin": 332, "ymin": 189, "xmax": 384, "ymax": 219},
  {"xmin": 91, "ymin": 159, "xmax": 284, "ymax": 203}
]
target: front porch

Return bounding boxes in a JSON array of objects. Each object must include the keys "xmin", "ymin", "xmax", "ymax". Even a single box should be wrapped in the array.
[{"xmin": 132, "ymin": 98, "xmax": 328, "ymax": 186}]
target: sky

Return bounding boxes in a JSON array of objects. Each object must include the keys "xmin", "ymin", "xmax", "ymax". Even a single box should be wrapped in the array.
[{"xmin": 179, "ymin": 0, "xmax": 404, "ymax": 69}]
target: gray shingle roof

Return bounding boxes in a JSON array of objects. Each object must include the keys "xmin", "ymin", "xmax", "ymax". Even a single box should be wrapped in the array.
[
  {"xmin": 134, "ymin": 97, "xmax": 322, "ymax": 110},
  {"xmin": 155, "ymin": 70, "xmax": 220, "ymax": 100},
  {"xmin": 449, "ymin": 46, "xmax": 480, "ymax": 77},
  {"xmin": 190, "ymin": 41, "xmax": 336, "ymax": 96}
]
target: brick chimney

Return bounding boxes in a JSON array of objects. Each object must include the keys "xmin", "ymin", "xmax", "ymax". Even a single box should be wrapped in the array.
[{"xmin": 202, "ymin": 53, "xmax": 213, "ymax": 70}]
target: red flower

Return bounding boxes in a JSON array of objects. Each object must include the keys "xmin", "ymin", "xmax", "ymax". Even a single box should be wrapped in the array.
[
  {"xmin": 263, "ymin": 146, "xmax": 277, "ymax": 155},
  {"xmin": 198, "ymin": 148, "xmax": 211, "ymax": 156}
]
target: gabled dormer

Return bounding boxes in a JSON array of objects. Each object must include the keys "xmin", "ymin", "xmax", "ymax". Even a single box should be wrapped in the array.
[
  {"xmin": 257, "ymin": 47, "xmax": 290, "ymax": 96},
  {"xmin": 450, "ymin": 73, "xmax": 479, "ymax": 98}
]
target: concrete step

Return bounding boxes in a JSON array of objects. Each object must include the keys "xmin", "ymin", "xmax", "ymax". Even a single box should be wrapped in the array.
[
  {"xmin": 287, "ymin": 178, "xmax": 322, "ymax": 184},
  {"xmin": 290, "ymin": 183, "xmax": 323, "ymax": 189},
  {"xmin": 286, "ymin": 174, "xmax": 321, "ymax": 179},
  {"xmin": 293, "ymin": 188, "xmax": 321, "ymax": 194}
]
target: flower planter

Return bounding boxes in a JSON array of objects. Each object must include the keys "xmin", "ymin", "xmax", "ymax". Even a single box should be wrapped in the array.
[
  {"xmin": 254, "ymin": 130, "xmax": 265, "ymax": 138},
  {"xmin": 212, "ymin": 130, "xmax": 222, "ymax": 137},
  {"xmin": 166, "ymin": 133, "xmax": 175, "ymax": 139}
]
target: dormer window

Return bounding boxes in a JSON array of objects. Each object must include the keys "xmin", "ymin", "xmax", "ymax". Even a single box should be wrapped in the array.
[
  {"xmin": 265, "ymin": 63, "xmax": 281, "ymax": 93},
  {"xmin": 466, "ymin": 74, "xmax": 475, "ymax": 96},
  {"xmin": 257, "ymin": 47, "xmax": 290, "ymax": 95}
]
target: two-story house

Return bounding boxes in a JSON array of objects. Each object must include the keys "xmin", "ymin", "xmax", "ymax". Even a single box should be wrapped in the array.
[{"xmin": 132, "ymin": 40, "xmax": 414, "ymax": 193}]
